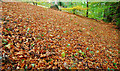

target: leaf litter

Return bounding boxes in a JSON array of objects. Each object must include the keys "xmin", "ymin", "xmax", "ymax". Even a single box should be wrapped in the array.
[{"xmin": 1, "ymin": 2, "xmax": 119, "ymax": 70}]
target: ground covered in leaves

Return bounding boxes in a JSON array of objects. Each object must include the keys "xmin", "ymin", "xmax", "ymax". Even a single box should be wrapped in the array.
[{"xmin": 1, "ymin": 2, "xmax": 120, "ymax": 70}]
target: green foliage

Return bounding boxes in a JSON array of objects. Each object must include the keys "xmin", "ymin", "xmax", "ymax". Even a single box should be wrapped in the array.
[
  {"xmin": 61, "ymin": 1, "xmax": 119, "ymax": 27},
  {"xmin": 116, "ymin": 18, "xmax": 120, "ymax": 29},
  {"xmin": 90, "ymin": 28, "xmax": 93, "ymax": 31},
  {"xmin": 28, "ymin": 1, "xmax": 120, "ymax": 27},
  {"xmin": 37, "ymin": 2, "xmax": 51, "ymax": 8},
  {"xmin": 2, "ymin": 39, "xmax": 8, "ymax": 45},
  {"xmin": 116, "ymin": 21, "xmax": 120, "ymax": 26},
  {"xmin": 75, "ymin": 23, "xmax": 78, "ymax": 25},
  {"xmin": 61, "ymin": 52, "xmax": 65, "ymax": 57}
]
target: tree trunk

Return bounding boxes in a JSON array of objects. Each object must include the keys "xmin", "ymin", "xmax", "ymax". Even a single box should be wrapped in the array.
[
  {"xmin": 103, "ymin": 2, "xmax": 107, "ymax": 21},
  {"xmin": 86, "ymin": 0, "xmax": 88, "ymax": 17}
]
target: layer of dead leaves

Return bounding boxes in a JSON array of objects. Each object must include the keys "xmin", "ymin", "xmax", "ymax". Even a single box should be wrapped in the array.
[{"xmin": 1, "ymin": 2, "xmax": 119, "ymax": 70}]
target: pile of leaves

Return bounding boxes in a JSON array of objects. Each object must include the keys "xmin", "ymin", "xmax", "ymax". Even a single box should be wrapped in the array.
[{"xmin": 1, "ymin": 2, "xmax": 119, "ymax": 70}]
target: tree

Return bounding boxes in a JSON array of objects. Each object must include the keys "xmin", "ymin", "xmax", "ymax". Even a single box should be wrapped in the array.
[{"xmin": 86, "ymin": 0, "xmax": 88, "ymax": 17}]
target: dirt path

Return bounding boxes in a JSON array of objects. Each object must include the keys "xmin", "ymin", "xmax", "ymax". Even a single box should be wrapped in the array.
[{"xmin": 2, "ymin": 2, "xmax": 119, "ymax": 70}]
